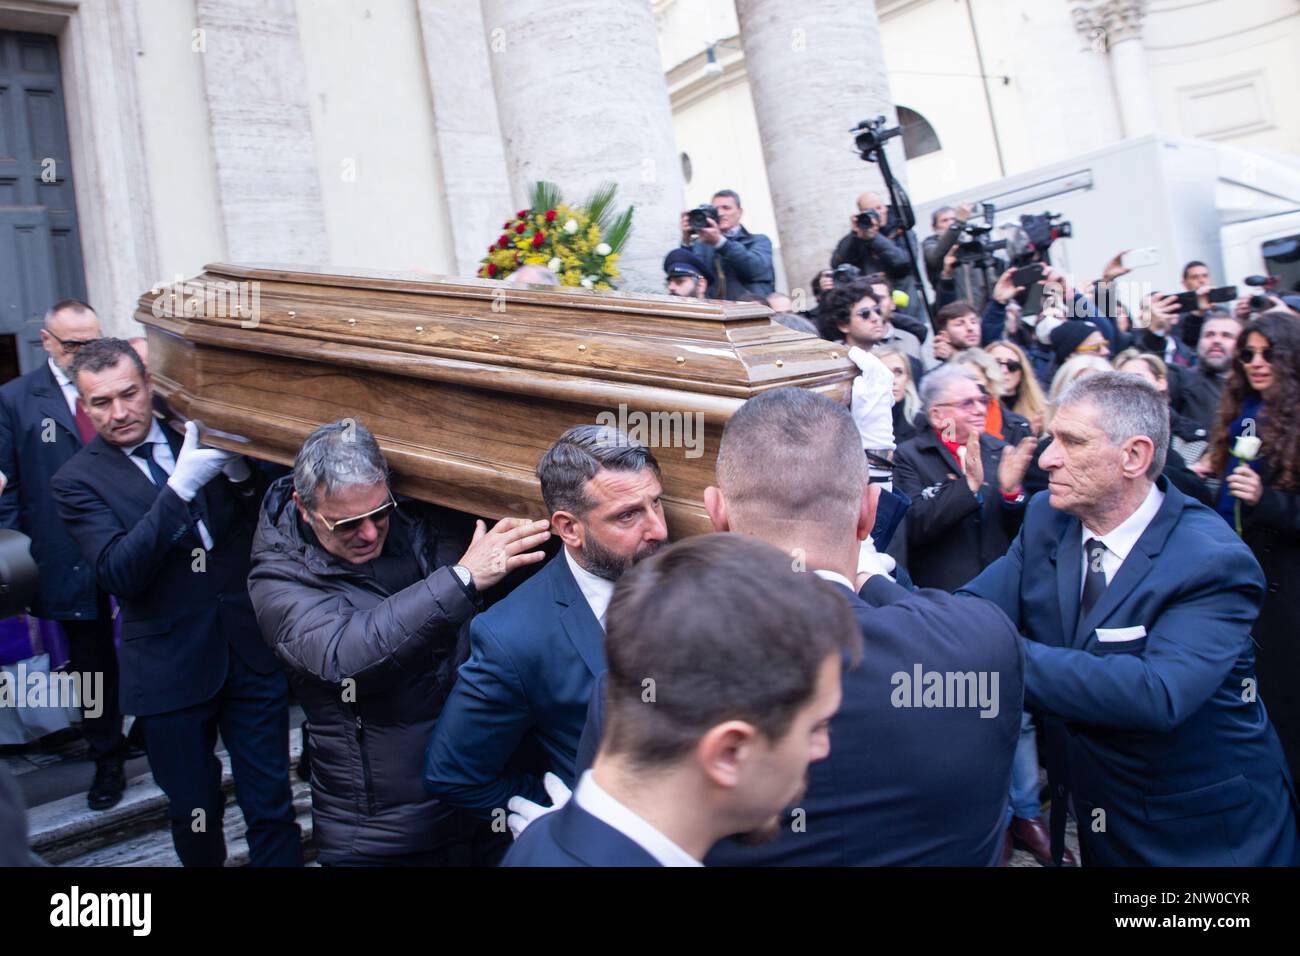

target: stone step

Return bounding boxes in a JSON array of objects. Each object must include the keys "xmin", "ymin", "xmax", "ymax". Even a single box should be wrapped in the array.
[{"xmin": 29, "ymin": 728, "xmax": 310, "ymax": 866}]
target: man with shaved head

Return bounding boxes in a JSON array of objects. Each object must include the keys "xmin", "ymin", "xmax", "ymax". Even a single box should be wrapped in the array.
[
  {"xmin": 832, "ymin": 191, "xmax": 918, "ymax": 314},
  {"xmin": 556, "ymin": 388, "xmax": 1024, "ymax": 865}
]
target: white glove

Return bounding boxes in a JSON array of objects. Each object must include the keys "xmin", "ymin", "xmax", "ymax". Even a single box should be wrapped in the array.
[
  {"xmin": 221, "ymin": 455, "xmax": 251, "ymax": 483},
  {"xmin": 506, "ymin": 771, "xmax": 572, "ymax": 840},
  {"xmin": 167, "ymin": 421, "xmax": 237, "ymax": 502},
  {"xmin": 858, "ymin": 535, "xmax": 897, "ymax": 580},
  {"xmin": 846, "ymin": 346, "xmax": 896, "ymax": 451}
]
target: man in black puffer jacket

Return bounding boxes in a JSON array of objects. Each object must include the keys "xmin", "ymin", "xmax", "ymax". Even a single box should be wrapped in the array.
[{"xmin": 248, "ymin": 419, "xmax": 550, "ymax": 866}]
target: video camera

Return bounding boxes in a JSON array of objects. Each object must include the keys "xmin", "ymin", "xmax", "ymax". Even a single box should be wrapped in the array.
[
  {"xmin": 951, "ymin": 203, "xmax": 1007, "ymax": 268},
  {"xmin": 1015, "ymin": 211, "xmax": 1073, "ymax": 265}
]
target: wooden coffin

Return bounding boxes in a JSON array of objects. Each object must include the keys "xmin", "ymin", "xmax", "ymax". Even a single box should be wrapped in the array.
[{"xmin": 136, "ymin": 263, "xmax": 856, "ymax": 536}]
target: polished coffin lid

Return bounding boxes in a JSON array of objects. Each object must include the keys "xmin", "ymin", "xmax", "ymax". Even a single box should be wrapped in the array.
[{"xmin": 136, "ymin": 263, "xmax": 857, "ymax": 536}]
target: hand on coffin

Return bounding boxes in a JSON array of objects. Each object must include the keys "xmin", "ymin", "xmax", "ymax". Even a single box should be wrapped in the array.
[
  {"xmin": 458, "ymin": 516, "xmax": 551, "ymax": 590},
  {"xmin": 167, "ymin": 421, "xmax": 240, "ymax": 501}
]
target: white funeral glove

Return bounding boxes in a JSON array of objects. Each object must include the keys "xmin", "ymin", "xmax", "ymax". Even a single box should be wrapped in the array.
[
  {"xmin": 506, "ymin": 771, "xmax": 572, "ymax": 840},
  {"xmin": 846, "ymin": 346, "xmax": 896, "ymax": 452},
  {"xmin": 167, "ymin": 421, "xmax": 237, "ymax": 502},
  {"xmin": 221, "ymin": 455, "xmax": 252, "ymax": 483}
]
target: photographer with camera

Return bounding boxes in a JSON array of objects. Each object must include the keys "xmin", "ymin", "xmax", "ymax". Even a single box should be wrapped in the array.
[
  {"xmin": 678, "ymin": 190, "xmax": 774, "ymax": 301},
  {"xmin": 922, "ymin": 203, "xmax": 997, "ymax": 312},
  {"xmin": 830, "ymin": 192, "xmax": 915, "ymax": 302}
]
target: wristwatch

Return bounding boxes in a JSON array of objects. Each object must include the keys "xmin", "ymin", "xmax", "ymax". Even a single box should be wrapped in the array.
[{"xmin": 451, "ymin": 565, "xmax": 474, "ymax": 590}]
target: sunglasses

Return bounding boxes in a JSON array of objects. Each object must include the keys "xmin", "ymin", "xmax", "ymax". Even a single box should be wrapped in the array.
[
  {"xmin": 855, "ymin": 306, "xmax": 883, "ymax": 320},
  {"xmin": 47, "ymin": 330, "xmax": 97, "ymax": 352},
  {"xmin": 934, "ymin": 395, "xmax": 991, "ymax": 413},
  {"xmin": 1238, "ymin": 347, "xmax": 1275, "ymax": 364},
  {"xmin": 995, "ymin": 358, "xmax": 1023, "ymax": 374},
  {"xmin": 1075, "ymin": 343, "xmax": 1108, "ymax": 354},
  {"xmin": 316, "ymin": 493, "xmax": 397, "ymax": 534}
]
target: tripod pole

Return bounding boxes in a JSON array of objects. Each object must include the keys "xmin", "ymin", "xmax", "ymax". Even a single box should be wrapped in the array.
[{"xmin": 873, "ymin": 145, "xmax": 936, "ymax": 330}]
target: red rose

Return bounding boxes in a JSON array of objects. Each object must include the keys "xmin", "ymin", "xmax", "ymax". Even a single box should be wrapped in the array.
[
  {"xmin": 488, "ymin": 244, "xmax": 495, "ymax": 253},
  {"xmin": 517, "ymin": 210, "xmax": 528, "ymax": 220},
  {"xmin": 503, "ymin": 220, "xmax": 512, "ymax": 229},
  {"xmin": 498, "ymin": 235, "xmax": 509, "ymax": 248},
  {"xmin": 532, "ymin": 231, "xmax": 545, "ymax": 248},
  {"xmin": 545, "ymin": 209, "xmax": 557, "ymax": 222},
  {"xmin": 514, "ymin": 223, "xmax": 526, "ymax": 234},
  {"xmin": 486, "ymin": 262, "xmax": 498, "ymax": 277}
]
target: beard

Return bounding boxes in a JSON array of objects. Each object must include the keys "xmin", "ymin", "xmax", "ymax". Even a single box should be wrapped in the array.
[{"xmin": 579, "ymin": 531, "xmax": 664, "ymax": 582}]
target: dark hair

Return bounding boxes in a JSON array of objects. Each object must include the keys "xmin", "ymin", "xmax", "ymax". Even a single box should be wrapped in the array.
[
  {"xmin": 601, "ymin": 533, "xmax": 861, "ymax": 769},
  {"xmin": 863, "ymin": 272, "xmax": 893, "ymax": 295},
  {"xmin": 68, "ymin": 337, "xmax": 145, "ymax": 386},
  {"xmin": 1182, "ymin": 260, "xmax": 1208, "ymax": 279},
  {"xmin": 712, "ymin": 189, "xmax": 741, "ymax": 207},
  {"xmin": 821, "ymin": 278, "xmax": 879, "ymax": 333},
  {"xmin": 45, "ymin": 298, "xmax": 95, "ymax": 324},
  {"xmin": 936, "ymin": 300, "xmax": 977, "ymax": 333},
  {"xmin": 536, "ymin": 424, "xmax": 661, "ymax": 518},
  {"xmin": 1208, "ymin": 312, "xmax": 1300, "ymax": 491}
]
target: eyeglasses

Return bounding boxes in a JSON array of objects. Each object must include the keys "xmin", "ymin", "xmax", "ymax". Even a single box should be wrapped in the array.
[
  {"xmin": 1075, "ymin": 343, "xmax": 1108, "ymax": 354},
  {"xmin": 46, "ymin": 330, "xmax": 96, "ymax": 352},
  {"xmin": 933, "ymin": 395, "xmax": 991, "ymax": 413},
  {"xmin": 855, "ymin": 306, "xmax": 883, "ymax": 320},
  {"xmin": 1238, "ymin": 347, "xmax": 1275, "ymax": 364},
  {"xmin": 315, "ymin": 493, "xmax": 397, "ymax": 534},
  {"xmin": 996, "ymin": 359, "xmax": 1023, "ymax": 374}
]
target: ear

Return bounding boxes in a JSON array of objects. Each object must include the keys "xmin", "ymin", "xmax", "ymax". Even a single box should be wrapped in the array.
[
  {"xmin": 857, "ymin": 482, "xmax": 880, "ymax": 542},
  {"xmin": 695, "ymin": 720, "xmax": 760, "ymax": 790},
  {"xmin": 1123, "ymin": 436, "xmax": 1156, "ymax": 479},
  {"xmin": 291, "ymin": 491, "xmax": 310, "ymax": 524},
  {"xmin": 550, "ymin": 510, "xmax": 584, "ymax": 550},
  {"xmin": 704, "ymin": 485, "xmax": 730, "ymax": 532}
]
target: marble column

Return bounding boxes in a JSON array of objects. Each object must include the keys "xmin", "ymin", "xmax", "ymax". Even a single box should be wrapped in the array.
[
  {"xmin": 1073, "ymin": 0, "xmax": 1159, "ymax": 137},
  {"xmin": 734, "ymin": 0, "xmax": 905, "ymax": 296},
  {"xmin": 417, "ymin": 0, "xmax": 513, "ymax": 277},
  {"xmin": 479, "ymin": 0, "xmax": 683, "ymax": 291},
  {"xmin": 195, "ymin": 0, "xmax": 328, "ymax": 262}
]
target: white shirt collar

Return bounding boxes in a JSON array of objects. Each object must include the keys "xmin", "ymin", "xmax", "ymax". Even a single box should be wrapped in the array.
[
  {"xmin": 563, "ymin": 547, "xmax": 616, "ymax": 630},
  {"xmin": 813, "ymin": 568, "xmax": 856, "ymax": 592},
  {"xmin": 48, "ymin": 356, "xmax": 73, "ymax": 390},
  {"xmin": 573, "ymin": 771, "xmax": 702, "ymax": 867},
  {"xmin": 1081, "ymin": 482, "xmax": 1164, "ymax": 563},
  {"xmin": 121, "ymin": 417, "xmax": 167, "ymax": 458}
]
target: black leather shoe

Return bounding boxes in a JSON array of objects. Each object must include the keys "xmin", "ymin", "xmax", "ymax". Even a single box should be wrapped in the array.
[
  {"xmin": 88, "ymin": 757, "xmax": 126, "ymax": 812},
  {"xmin": 1011, "ymin": 815, "xmax": 1077, "ymax": 867}
]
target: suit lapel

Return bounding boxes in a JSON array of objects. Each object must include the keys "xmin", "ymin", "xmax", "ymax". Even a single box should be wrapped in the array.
[
  {"xmin": 1054, "ymin": 524, "xmax": 1083, "ymax": 646},
  {"xmin": 1074, "ymin": 481, "xmax": 1182, "ymax": 642},
  {"xmin": 33, "ymin": 365, "xmax": 79, "ymax": 445},
  {"xmin": 552, "ymin": 552, "xmax": 607, "ymax": 678},
  {"xmin": 917, "ymin": 426, "xmax": 962, "ymax": 476},
  {"xmin": 87, "ymin": 437, "xmax": 163, "ymax": 516}
]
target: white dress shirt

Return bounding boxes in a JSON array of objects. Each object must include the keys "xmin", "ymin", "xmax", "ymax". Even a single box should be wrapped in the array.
[
  {"xmin": 48, "ymin": 357, "xmax": 79, "ymax": 419},
  {"xmin": 1080, "ymin": 482, "xmax": 1164, "ymax": 591},
  {"xmin": 122, "ymin": 419, "xmax": 214, "ymax": 550},
  {"xmin": 564, "ymin": 547, "xmax": 615, "ymax": 630},
  {"xmin": 813, "ymin": 568, "xmax": 856, "ymax": 592},
  {"xmin": 573, "ymin": 771, "xmax": 702, "ymax": 867}
]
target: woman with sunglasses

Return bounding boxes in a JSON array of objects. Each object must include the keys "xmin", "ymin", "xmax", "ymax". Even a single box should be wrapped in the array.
[
  {"xmin": 1200, "ymin": 312, "xmax": 1300, "ymax": 781},
  {"xmin": 986, "ymin": 341, "xmax": 1049, "ymax": 437}
]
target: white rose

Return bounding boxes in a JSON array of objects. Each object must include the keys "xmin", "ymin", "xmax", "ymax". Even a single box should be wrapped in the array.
[
  {"xmin": 548, "ymin": 257, "xmax": 563, "ymax": 272},
  {"xmin": 1232, "ymin": 435, "xmax": 1262, "ymax": 461},
  {"xmin": 564, "ymin": 219, "xmax": 579, "ymax": 234},
  {"xmin": 580, "ymin": 277, "xmax": 594, "ymax": 289},
  {"xmin": 594, "ymin": 242, "xmax": 611, "ymax": 257}
]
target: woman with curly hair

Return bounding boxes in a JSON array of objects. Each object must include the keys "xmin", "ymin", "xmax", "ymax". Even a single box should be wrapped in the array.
[{"xmin": 1201, "ymin": 311, "xmax": 1300, "ymax": 779}]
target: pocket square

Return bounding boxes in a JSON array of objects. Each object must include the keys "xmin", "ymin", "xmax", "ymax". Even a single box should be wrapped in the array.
[{"xmin": 1096, "ymin": 625, "xmax": 1147, "ymax": 642}]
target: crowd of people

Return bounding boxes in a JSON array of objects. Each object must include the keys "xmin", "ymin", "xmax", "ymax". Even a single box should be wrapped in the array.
[{"xmin": 1, "ymin": 185, "xmax": 1299, "ymax": 867}]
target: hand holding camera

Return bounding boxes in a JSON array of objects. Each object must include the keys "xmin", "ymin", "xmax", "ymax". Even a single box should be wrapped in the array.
[
  {"xmin": 851, "ymin": 210, "xmax": 880, "ymax": 242},
  {"xmin": 684, "ymin": 204, "xmax": 723, "ymax": 246}
]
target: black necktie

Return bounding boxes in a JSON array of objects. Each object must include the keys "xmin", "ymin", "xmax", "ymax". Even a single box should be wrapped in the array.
[
  {"xmin": 131, "ymin": 443, "xmax": 170, "ymax": 488},
  {"xmin": 1080, "ymin": 537, "xmax": 1108, "ymax": 619}
]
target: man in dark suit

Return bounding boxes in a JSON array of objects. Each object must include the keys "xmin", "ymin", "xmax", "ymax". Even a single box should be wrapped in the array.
[
  {"xmin": 0, "ymin": 300, "xmax": 134, "ymax": 810},
  {"xmin": 504, "ymin": 533, "xmax": 859, "ymax": 866},
  {"xmin": 51, "ymin": 338, "xmax": 300, "ymax": 866},
  {"xmin": 424, "ymin": 425, "xmax": 668, "ymax": 818},
  {"xmin": 962, "ymin": 371, "xmax": 1299, "ymax": 865},
  {"xmin": 893, "ymin": 364, "xmax": 1037, "ymax": 592},
  {"xmin": 554, "ymin": 388, "xmax": 1025, "ymax": 865}
]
